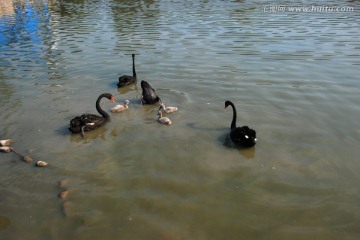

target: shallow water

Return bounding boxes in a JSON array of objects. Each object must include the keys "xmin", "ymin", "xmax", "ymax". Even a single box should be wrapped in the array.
[{"xmin": 1, "ymin": 0, "xmax": 360, "ymax": 239}]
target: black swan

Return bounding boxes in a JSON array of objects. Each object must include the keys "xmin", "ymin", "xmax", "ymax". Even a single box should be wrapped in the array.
[
  {"xmin": 69, "ymin": 93, "xmax": 115, "ymax": 136},
  {"xmin": 141, "ymin": 80, "xmax": 161, "ymax": 104},
  {"xmin": 225, "ymin": 100, "xmax": 257, "ymax": 147},
  {"xmin": 117, "ymin": 54, "xmax": 137, "ymax": 87}
]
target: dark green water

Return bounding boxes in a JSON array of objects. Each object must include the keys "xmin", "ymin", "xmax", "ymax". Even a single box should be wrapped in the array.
[{"xmin": 1, "ymin": 0, "xmax": 359, "ymax": 239}]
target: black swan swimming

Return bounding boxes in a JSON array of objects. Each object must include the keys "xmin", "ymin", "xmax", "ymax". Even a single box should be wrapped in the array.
[
  {"xmin": 141, "ymin": 80, "xmax": 161, "ymax": 104},
  {"xmin": 225, "ymin": 100, "xmax": 257, "ymax": 147},
  {"xmin": 69, "ymin": 93, "xmax": 115, "ymax": 136},
  {"xmin": 117, "ymin": 54, "xmax": 137, "ymax": 87}
]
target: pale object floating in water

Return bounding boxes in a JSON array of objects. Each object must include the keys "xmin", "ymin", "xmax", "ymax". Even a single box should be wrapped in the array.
[
  {"xmin": 0, "ymin": 146, "xmax": 11, "ymax": 153},
  {"xmin": 0, "ymin": 139, "xmax": 13, "ymax": 146},
  {"xmin": 157, "ymin": 110, "xmax": 172, "ymax": 125},
  {"xmin": 159, "ymin": 102, "xmax": 178, "ymax": 114},
  {"xmin": 111, "ymin": 100, "xmax": 130, "ymax": 113},
  {"xmin": 35, "ymin": 161, "xmax": 48, "ymax": 167}
]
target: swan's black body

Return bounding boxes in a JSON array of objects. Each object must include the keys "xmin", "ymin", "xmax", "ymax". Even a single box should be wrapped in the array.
[
  {"xmin": 69, "ymin": 93, "xmax": 114, "ymax": 136},
  {"xmin": 141, "ymin": 80, "xmax": 161, "ymax": 104},
  {"xmin": 117, "ymin": 54, "xmax": 136, "ymax": 87},
  {"xmin": 225, "ymin": 100, "xmax": 257, "ymax": 147}
]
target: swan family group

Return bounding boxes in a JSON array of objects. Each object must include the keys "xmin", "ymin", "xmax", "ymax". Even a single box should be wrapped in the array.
[{"xmin": 69, "ymin": 54, "xmax": 257, "ymax": 148}]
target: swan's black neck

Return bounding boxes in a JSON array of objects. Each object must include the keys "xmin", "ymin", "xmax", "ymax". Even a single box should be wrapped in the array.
[
  {"xmin": 96, "ymin": 93, "xmax": 111, "ymax": 119},
  {"xmin": 132, "ymin": 54, "xmax": 136, "ymax": 78},
  {"xmin": 228, "ymin": 101, "xmax": 237, "ymax": 130}
]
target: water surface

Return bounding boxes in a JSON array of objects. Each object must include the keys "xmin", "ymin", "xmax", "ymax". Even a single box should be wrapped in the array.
[{"xmin": 1, "ymin": 0, "xmax": 360, "ymax": 239}]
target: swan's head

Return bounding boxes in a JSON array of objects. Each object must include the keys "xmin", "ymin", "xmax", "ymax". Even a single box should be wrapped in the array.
[
  {"xmin": 102, "ymin": 93, "xmax": 115, "ymax": 103},
  {"xmin": 159, "ymin": 103, "xmax": 167, "ymax": 111},
  {"xmin": 224, "ymin": 100, "xmax": 233, "ymax": 109},
  {"xmin": 141, "ymin": 80, "xmax": 151, "ymax": 89},
  {"xmin": 124, "ymin": 100, "xmax": 130, "ymax": 105}
]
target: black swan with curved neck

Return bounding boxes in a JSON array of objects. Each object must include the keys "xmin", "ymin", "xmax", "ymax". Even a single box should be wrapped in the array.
[
  {"xmin": 141, "ymin": 80, "xmax": 161, "ymax": 104},
  {"xmin": 117, "ymin": 54, "xmax": 137, "ymax": 87},
  {"xmin": 225, "ymin": 100, "xmax": 257, "ymax": 147},
  {"xmin": 69, "ymin": 93, "xmax": 115, "ymax": 136}
]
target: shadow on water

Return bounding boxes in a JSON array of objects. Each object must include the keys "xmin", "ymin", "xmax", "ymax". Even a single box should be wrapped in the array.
[
  {"xmin": 115, "ymin": 81, "xmax": 139, "ymax": 95},
  {"xmin": 55, "ymin": 124, "xmax": 72, "ymax": 137},
  {"xmin": 56, "ymin": 124, "xmax": 114, "ymax": 143}
]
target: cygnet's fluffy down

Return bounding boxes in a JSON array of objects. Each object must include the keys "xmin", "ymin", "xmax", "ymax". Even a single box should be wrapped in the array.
[
  {"xmin": 111, "ymin": 100, "xmax": 130, "ymax": 113},
  {"xmin": 160, "ymin": 102, "xmax": 178, "ymax": 114},
  {"xmin": 157, "ymin": 111, "xmax": 171, "ymax": 125}
]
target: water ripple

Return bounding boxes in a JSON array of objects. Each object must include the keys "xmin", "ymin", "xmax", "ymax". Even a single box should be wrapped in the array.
[{"xmin": 1, "ymin": 0, "xmax": 360, "ymax": 239}]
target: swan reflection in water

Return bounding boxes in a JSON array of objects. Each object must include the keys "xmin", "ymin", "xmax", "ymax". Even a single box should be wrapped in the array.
[
  {"xmin": 69, "ymin": 125, "xmax": 118, "ymax": 144},
  {"xmin": 223, "ymin": 134, "xmax": 256, "ymax": 159}
]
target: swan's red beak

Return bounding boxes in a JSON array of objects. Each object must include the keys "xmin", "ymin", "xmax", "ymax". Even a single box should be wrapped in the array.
[{"xmin": 111, "ymin": 96, "xmax": 115, "ymax": 103}]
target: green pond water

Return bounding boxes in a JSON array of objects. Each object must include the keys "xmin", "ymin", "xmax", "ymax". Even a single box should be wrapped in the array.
[{"xmin": 0, "ymin": 0, "xmax": 359, "ymax": 239}]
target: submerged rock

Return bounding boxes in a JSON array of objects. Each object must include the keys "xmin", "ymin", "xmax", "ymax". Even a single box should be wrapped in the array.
[
  {"xmin": 58, "ymin": 179, "xmax": 69, "ymax": 189},
  {"xmin": 0, "ymin": 216, "xmax": 11, "ymax": 230},
  {"xmin": 22, "ymin": 156, "xmax": 33, "ymax": 163},
  {"xmin": 58, "ymin": 190, "xmax": 69, "ymax": 200},
  {"xmin": 61, "ymin": 201, "xmax": 73, "ymax": 217},
  {"xmin": 58, "ymin": 189, "xmax": 74, "ymax": 201}
]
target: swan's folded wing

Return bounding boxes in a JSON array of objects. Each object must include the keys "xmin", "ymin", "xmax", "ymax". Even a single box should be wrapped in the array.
[{"xmin": 83, "ymin": 114, "xmax": 104, "ymax": 125}]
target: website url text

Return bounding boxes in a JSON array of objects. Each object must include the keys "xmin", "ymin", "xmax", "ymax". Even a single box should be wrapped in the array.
[{"xmin": 262, "ymin": 5, "xmax": 354, "ymax": 13}]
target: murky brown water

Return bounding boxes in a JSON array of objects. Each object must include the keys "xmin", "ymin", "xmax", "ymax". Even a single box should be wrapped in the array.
[{"xmin": 1, "ymin": 0, "xmax": 360, "ymax": 239}]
